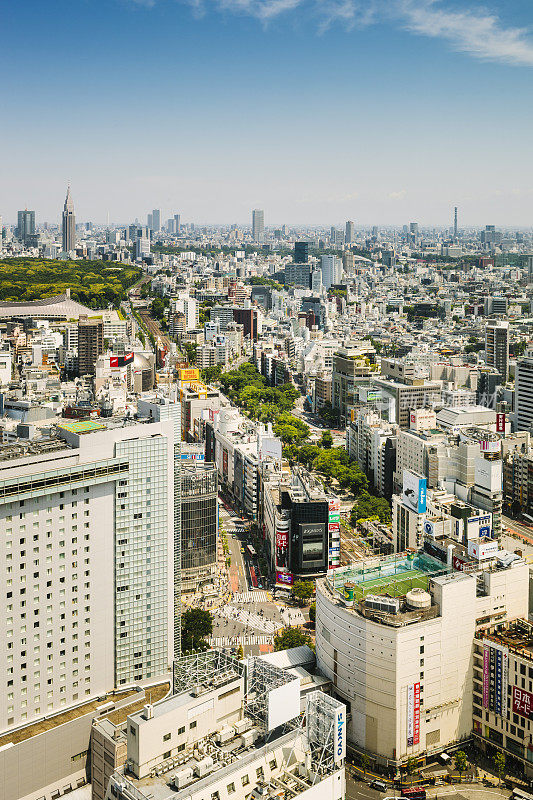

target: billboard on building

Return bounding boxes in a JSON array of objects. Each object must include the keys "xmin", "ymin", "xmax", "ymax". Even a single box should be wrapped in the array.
[
  {"xmin": 275, "ymin": 529, "xmax": 289, "ymax": 570},
  {"xmin": 452, "ymin": 554, "xmax": 468, "ymax": 571},
  {"xmin": 259, "ymin": 436, "xmax": 282, "ymax": 462},
  {"xmin": 110, "ymin": 352, "xmax": 134, "ymax": 367},
  {"xmin": 328, "ymin": 496, "xmax": 341, "ymax": 568},
  {"xmin": 483, "ymin": 640, "xmax": 509, "ymax": 717},
  {"xmin": 402, "ymin": 470, "xmax": 427, "ymax": 514},
  {"xmin": 334, "ymin": 705, "xmax": 346, "ymax": 765},
  {"xmin": 407, "ymin": 682, "xmax": 420, "ymax": 746},
  {"xmin": 496, "ymin": 412, "xmax": 506, "ymax": 433},
  {"xmin": 276, "ymin": 571, "xmax": 293, "ymax": 586},
  {"xmin": 468, "ymin": 539, "xmax": 498, "ymax": 561},
  {"xmin": 178, "ymin": 368, "xmax": 200, "ymax": 382},
  {"xmin": 267, "ymin": 679, "xmax": 300, "ymax": 731},
  {"xmin": 513, "ymin": 686, "xmax": 533, "ymax": 719},
  {"xmin": 480, "ymin": 438, "xmax": 500, "ymax": 454},
  {"xmin": 222, "ymin": 449, "xmax": 228, "ymax": 478}
]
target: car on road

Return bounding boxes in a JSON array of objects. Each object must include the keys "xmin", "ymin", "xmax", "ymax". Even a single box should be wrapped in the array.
[{"xmin": 369, "ymin": 780, "xmax": 387, "ymax": 792}]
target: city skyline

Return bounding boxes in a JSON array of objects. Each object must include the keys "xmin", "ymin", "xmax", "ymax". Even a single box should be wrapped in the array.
[{"xmin": 2, "ymin": 0, "xmax": 533, "ymax": 226}]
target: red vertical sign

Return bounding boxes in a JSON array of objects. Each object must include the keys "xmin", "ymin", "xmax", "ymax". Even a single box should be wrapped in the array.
[{"xmin": 413, "ymin": 682, "xmax": 420, "ymax": 745}]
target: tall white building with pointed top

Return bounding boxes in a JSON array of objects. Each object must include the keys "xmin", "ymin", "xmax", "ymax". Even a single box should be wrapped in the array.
[{"xmin": 62, "ymin": 185, "xmax": 76, "ymax": 252}]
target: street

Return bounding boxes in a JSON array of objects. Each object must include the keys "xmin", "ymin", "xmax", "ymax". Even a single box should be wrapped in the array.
[
  {"xmin": 345, "ymin": 779, "xmax": 511, "ymax": 800},
  {"xmin": 212, "ymin": 501, "xmax": 289, "ymax": 656},
  {"xmin": 502, "ymin": 515, "xmax": 533, "ymax": 547}
]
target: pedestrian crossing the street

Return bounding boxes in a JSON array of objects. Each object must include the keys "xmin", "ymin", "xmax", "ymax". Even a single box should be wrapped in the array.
[
  {"xmin": 233, "ymin": 590, "xmax": 269, "ymax": 604},
  {"xmin": 216, "ymin": 605, "xmax": 278, "ymax": 634},
  {"xmin": 209, "ymin": 635, "xmax": 272, "ymax": 647}
]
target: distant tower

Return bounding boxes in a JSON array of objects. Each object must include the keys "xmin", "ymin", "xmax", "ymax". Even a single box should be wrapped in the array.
[
  {"xmin": 152, "ymin": 209, "xmax": 161, "ymax": 232},
  {"xmin": 345, "ymin": 220, "xmax": 355, "ymax": 244},
  {"xmin": 454, "ymin": 206, "xmax": 458, "ymax": 239},
  {"xmin": 252, "ymin": 209, "xmax": 264, "ymax": 242},
  {"xmin": 62, "ymin": 186, "xmax": 76, "ymax": 252},
  {"xmin": 17, "ymin": 209, "xmax": 36, "ymax": 243}
]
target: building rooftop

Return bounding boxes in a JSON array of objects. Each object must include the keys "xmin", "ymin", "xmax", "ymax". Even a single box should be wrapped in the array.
[
  {"xmin": 479, "ymin": 619, "xmax": 533, "ymax": 659},
  {"xmin": 0, "ymin": 436, "xmax": 70, "ymax": 464},
  {"xmin": 0, "ymin": 683, "xmax": 169, "ymax": 751},
  {"xmin": 0, "ymin": 291, "xmax": 96, "ymax": 320},
  {"xmin": 325, "ymin": 551, "xmax": 450, "ymax": 600},
  {"xmin": 114, "ymin": 728, "xmax": 306, "ymax": 800},
  {"xmin": 57, "ymin": 419, "xmax": 106, "ymax": 435}
]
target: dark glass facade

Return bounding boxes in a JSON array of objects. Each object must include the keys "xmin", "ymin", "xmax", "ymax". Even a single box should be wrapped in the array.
[
  {"xmin": 181, "ymin": 462, "xmax": 218, "ymax": 591},
  {"xmin": 294, "ymin": 241, "xmax": 309, "ymax": 263},
  {"xmin": 281, "ymin": 490, "xmax": 329, "ymax": 576}
]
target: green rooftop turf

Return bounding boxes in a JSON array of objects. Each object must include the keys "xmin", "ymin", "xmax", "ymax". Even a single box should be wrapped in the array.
[{"xmin": 352, "ymin": 570, "xmax": 429, "ymax": 599}]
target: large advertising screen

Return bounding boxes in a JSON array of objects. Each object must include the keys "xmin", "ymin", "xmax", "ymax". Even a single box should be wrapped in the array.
[
  {"xmin": 402, "ymin": 470, "xmax": 427, "ymax": 514},
  {"xmin": 300, "ymin": 523, "xmax": 325, "ymax": 565},
  {"xmin": 276, "ymin": 571, "xmax": 293, "ymax": 586},
  {"xmin": 275, "ymin": 529, "xmax": 289, "ymax": 570}
]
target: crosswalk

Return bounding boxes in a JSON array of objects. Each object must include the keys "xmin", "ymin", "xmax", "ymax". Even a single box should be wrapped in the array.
[
  {"xmin": 209, "ymin": 635, "xmax": 272, "ymax": 647},
  {"xmin": 281, "ymin": 609, "xmax": 306, "ymax": 627},
  {"xmin": 233, "ymin": 590, "xmax": 269, "ymax": 604},
  {"xmin": 216, "ymin": 605, "xmax": 278, "ymax": 634}
]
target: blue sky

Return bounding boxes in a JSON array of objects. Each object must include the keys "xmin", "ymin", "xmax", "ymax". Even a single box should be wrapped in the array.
[{"xmin": 2, "ymin": 0, "xmax": 533, "ymax": 227}]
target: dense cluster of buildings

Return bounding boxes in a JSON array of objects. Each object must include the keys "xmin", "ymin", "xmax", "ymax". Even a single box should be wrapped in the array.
[{"xmin": 3, "ymin": 204, "xmax": 533, "ymax": 799}]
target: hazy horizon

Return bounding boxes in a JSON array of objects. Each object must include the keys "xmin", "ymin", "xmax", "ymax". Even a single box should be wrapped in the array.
[{"xmin": 3, "ymin": 0, "xmax": 533, "ymax": 227}]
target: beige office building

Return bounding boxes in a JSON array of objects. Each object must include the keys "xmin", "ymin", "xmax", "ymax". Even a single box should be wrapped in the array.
[{"xmin": 316, "ymin": 550, "xmax": 528, "ymax": 768}]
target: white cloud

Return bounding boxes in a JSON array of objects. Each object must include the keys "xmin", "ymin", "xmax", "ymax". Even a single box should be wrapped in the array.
[
  {"xmin": 132, "ymin": 0, "xmax": 533, "ymax": 67},
  {"xmin": 197, "ymin": 0, "xmax": 304, "ymax": 21},
  {"xmin": 395, "ymin": 0, "xmax": 533, "ymax": 67}
]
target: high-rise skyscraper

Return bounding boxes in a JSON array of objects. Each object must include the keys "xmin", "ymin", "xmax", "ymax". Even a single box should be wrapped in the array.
[
  {"xmin": 180, "ymin": 460, "xmax": 218, "ymax": 592},
  {"xmin": 152, "ymin": 209, "xmax": 161, "ymax": 232},
  {"xmin": 252, "ymin": 209, "xmax": 264, "ymax": 242},
  {"xmin": 515, "ymin": 353, "xmax": 533, "ymax": 431},
  {"xmin": 0, "ymin": 414, "xmax": 178, "ymax": 734},
  {"xmin": 321, "ymin": 254, "xmax": 342, "ymax": 289},
  {"xmin": 62, "ymin": 186, "xmax": 76, "ymax": 252},
  {"xmin": 294, "ymin": 241, "xmax": 309, "ymax": 263},
  {"xmin": 345, "ymin": 220, "xmax": 355, "ymax": 244},
  {"xmin": 174, "ymin": 214, "xmax": 181, "ymax": 234},
  {"xmin": 16, "ymin": 209, "xmax": 36, "ymax": 243},
  {"xmin": 77, "ymin": 315, "xmax": 104, "ymax": 376},
  {"xmin": 485, "ymin": 319, "xmax": 509, "ymax": 382},
  {"xmin": 454, "ymin": 206, "xmax": 458, "ymax": 239}
]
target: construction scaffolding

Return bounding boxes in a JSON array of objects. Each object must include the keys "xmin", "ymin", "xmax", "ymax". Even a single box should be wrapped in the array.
[
  {"xmin": 305, "ymin": 690, "xmax": 345, "ymax": 778},
  {"xmin": 172, "ymin": 649, "xmax": 245, "ymax": 696}
]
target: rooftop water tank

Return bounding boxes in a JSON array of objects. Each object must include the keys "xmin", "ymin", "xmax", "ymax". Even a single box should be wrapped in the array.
[{"xmin": 406, "ymin": 588, "xmax": 431, "ymax": 609}]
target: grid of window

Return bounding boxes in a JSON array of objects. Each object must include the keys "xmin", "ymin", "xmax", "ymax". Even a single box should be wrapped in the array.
[
  {"xmin": 114, "ymin": 436, "xmax": 170, "ymax": 685},
  {"xmin": 181, "ymin": 464, "xmax": 217, "ymax": 579},
  {"xmin": 0, "ymin": 482, "xmax": 106, "ymax": 729}
]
